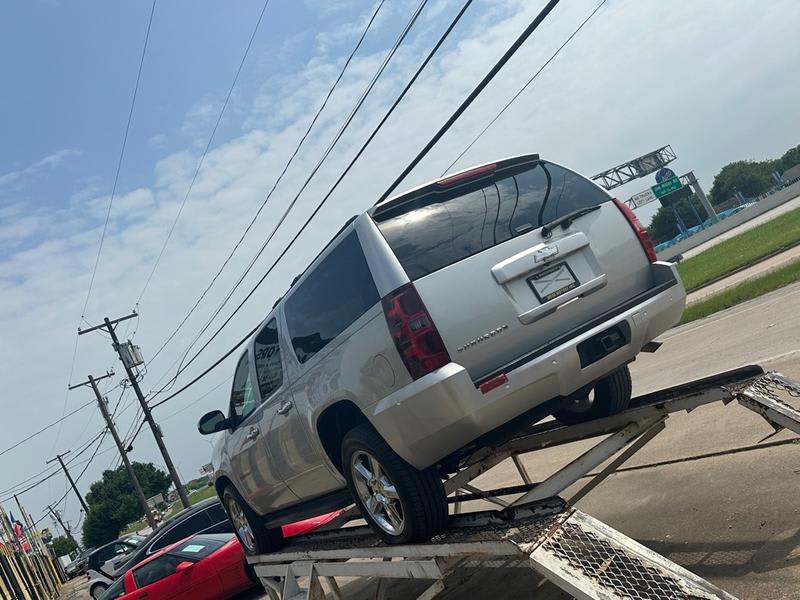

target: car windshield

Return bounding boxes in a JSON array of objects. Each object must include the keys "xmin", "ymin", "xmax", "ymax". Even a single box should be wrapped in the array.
[
  {"xmin": 170, "ymin": 533, "xmax": 233, "ymax": 560},
  {"xmin": 374, "ymin": 161, "xmax": 609, "ymax": 280},
  {"xmin": 126, "ymin": 535, "xmax": 145, "ymax": 546},
  {"xmin": 99, "ymin": 577, "xmax": 126, "ymax": 600}
]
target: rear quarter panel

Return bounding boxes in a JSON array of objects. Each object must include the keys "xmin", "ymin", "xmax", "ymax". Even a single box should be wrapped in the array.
[{"xmin": 281, "ymin": 303, "xmax": 412, "ymax": 491}]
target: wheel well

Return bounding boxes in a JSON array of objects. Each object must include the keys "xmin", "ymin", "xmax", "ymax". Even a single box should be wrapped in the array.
[
  {"xmin": 316, "ymin": 401, "xmax": 367, "ymax": 475},
  {"xmin": 214, "ymin": 476, "xmax": 232, "ymax": 501}
]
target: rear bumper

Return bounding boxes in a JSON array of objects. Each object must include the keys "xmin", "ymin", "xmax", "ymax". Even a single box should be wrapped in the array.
[{"xmin": 367, "ymin": 262, "xmax": 686, "ymax": 470}]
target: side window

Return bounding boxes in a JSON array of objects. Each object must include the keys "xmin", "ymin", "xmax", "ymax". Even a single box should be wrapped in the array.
[
  {"xmin": 229, "ymin": 352, "xmax": 256, "ymax": 422},
  {"xmin": 133, "ymin": 555, "xmax": 185, "ymax": 588},
  {"xmin": 112, "ymin": 543, "xmax": 132, "ymax": 556},
  {"xmin": 204, "ymin": 504, "xmax": 231, "ymax": 530},
  {"xmin": 150, "ymin": 513, "xmax": 214, "ymax": 553},
  {"xmin": 96, "ymin": 547, "xmax": 113, "ymax": 563},
  {"xmin": 284, "ymin": 231, "xmax": 379, "ymax": 364},
  {"xmin": 253, "ymin": 319, "xmax": 283, "ymax": 400}
]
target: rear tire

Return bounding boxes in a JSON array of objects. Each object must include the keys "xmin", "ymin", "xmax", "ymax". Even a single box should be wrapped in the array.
[
  {"xmin": 342, "ymin": 423, "xmax": 447, "ymax": 545},
  {"xmin": 554, "ymin": 365, "xmax": 632, "ymax": 425},
  {"xmin": 222, "ymin": 485, "xmax": 283, "ymax": 556}
]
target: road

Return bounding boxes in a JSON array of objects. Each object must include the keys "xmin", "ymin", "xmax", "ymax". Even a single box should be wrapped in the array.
[
  {"xmin": 61, "ymin": 283, "xmax": 800, "ymax": 600},
  {"xmin": 682, "ymin": 193, "xmax": 800, "ymax": 260}
]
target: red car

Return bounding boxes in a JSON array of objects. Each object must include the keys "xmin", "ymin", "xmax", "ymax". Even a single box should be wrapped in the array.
[
  {"xmin": 101, "ymin": 511, "xmax": 342, "ymax": 600},
  {"xmin": 100, "ymin": 533, "xmax": 253, "ymax": 600}
]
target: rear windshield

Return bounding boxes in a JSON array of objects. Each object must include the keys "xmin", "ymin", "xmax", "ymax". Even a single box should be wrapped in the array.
[{"xmin": 374, "ymin": 161, "xmax": 609, "ymax": 280}]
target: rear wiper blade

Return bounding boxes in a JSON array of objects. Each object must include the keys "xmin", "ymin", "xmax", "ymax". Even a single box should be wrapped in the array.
[{"xmin": 540, "ymin": 204, "xmax": 602, "ymax": 238}]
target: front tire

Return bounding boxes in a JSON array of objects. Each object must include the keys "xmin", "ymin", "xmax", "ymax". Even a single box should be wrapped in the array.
[
  {"xmin": 342, "ymin": 423, "xmax": 447, "ymax": 545},
  {"xmin": 90, "ymin": 583, "xmax": 107, "ymax": 600},
  {"xmin": 554, "ymin": 365, "xmax": 633, "ymax": 425},
  {"xmin": 222, "ymin": 485, "xmax": 283, "ymax": 555}
]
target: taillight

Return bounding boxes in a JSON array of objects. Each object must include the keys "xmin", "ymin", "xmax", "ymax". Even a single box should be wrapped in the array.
[
  {"xmin": 613, "ymin": 199, "xmax": 658, "ymax": 263},
  {"xmin": 382, "ymin": 283, "xmax": 451, "ymax": 380}
]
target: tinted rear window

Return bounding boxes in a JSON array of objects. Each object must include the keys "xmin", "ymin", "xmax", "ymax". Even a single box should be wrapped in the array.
[
  {"xmin": 374, "ymin": 161, "xmax": 609, "ymax": 279},
  {"xmin": 284, "ymin": 231, "xmax": 379, "ymax": 364}
]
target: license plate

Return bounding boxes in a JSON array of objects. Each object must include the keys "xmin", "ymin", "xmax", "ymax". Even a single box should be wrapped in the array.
[{"xmin": 528, "ymin": 262, "xmax": 579, "ymax": 302}]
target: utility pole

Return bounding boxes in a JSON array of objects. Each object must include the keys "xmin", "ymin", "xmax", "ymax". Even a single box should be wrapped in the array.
[
  {"xmin": 69, "ymin": 372, "xmax": 157, "ymax": 529},
  {"xmin": 46, "ymin": 451, "xmax": 89, "ymax": 516},
  {"xmin": 47, "ymin": 506, "xmax": 77, "ymax": 549},
  {"xmin": 79, "ymin": 313, "xmax": 190, "ymax": 509}
]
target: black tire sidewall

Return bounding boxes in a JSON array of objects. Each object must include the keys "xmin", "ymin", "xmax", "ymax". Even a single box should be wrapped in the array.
[
  {"xmin": 222, "ymin": 485, "xmax": 283, "ymax": 556},
  {"xmin": 555, "ymin": 365, "xmax": 633, "ymax": 425},
  {"xmin": 90, "ymin": 583, "xmax": 107, "ymax": 599},
  {"xmin": 341, "ymin": 423, "xmax": 446, "ymax": 545}
]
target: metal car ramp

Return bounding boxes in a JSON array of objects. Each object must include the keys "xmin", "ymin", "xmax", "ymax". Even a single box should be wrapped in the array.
[{"xmin": 247, "ymin": 366, "xmax": 800, "ymax": 599}]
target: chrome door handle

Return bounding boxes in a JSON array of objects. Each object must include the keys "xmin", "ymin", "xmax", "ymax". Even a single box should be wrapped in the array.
[
  {"xmin": 245, "ymin": 427, "xmax": 258, "ymax": 441},
  {"xmin": 276, "ymin": 400, "xmax": 293, "ymax": 415}
]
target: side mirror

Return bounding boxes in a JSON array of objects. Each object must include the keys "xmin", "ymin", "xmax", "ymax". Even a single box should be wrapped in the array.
[
  {"xmin": 175, "ymin": 561, "xmax": 194, "ymax": 573},
  {"xmin": 198, "ymin": 410, "xmax": 229, "ymax": 435}
]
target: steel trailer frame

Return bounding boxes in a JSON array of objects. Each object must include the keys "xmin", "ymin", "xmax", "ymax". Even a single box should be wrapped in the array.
[{"xmin": 248, "ymin": 365, "xmax": 800, "ymax": 600}]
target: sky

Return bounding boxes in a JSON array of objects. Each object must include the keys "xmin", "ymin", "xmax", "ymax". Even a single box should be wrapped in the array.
[{"xmin": 1, "ymin": 0, "xmax": 799, "ymax": 542}]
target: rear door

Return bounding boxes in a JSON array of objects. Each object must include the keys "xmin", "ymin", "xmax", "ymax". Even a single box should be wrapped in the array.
[{"xmin": 372, "ymin": 158, "xmax": 654, "ymax": 381}]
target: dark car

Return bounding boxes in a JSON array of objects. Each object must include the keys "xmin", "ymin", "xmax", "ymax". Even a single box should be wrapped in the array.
[{"xmin": 111, "ymin": 498, "xmax": 232, "ymax": 578}]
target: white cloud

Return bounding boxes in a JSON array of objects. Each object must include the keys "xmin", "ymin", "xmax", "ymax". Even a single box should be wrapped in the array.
[
  {"xmin": 0, "ymin": 148, "xmax": 81, "ymax": 189},
  {"xmin": 148, "ymin": 133, "xmax": 168, "ymax": 148},
  {"xmin": 2, "ymin": 0, "xmax": 800, "ymax": 535}
]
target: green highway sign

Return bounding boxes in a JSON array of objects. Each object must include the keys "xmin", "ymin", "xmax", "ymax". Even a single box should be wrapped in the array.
[{"xmin": 651, "ymin": 177, "xmax": 682, "ymax": 198}]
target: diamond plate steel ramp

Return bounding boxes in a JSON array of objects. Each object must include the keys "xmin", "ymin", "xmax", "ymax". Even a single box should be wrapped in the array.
[
  {"xmin": 528, "ymin": 511, "xmax": 738, "ymax": 600},
  {"xmin": 737, "ymin": 372, "xmax": 800, "ymax": 436}
]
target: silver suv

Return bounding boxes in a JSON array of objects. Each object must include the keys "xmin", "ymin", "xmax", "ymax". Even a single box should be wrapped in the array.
[{"xmin": 199, "ymin": 154, "xmax": 685, "ymax": 552}]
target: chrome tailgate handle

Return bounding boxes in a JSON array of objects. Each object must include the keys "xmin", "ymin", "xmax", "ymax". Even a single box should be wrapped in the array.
[{"xmin": 491, "ymin": 232, "xmax": 589, "ymax": 284}]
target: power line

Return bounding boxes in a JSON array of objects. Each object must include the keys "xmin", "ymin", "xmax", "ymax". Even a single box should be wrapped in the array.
[
  {"xmin": 149, "ymin": 0, "xmax": 428, "ymax": 400},
  {"xmin": 51, "ymin": 0, "xmax": 157, "ymax": 458},
  {"xmin": 81, "ymin": 0, "xmax": 157, "ymax": 320},
  {"xmin": 0, "ymin": 399, "xmax": 95, "ymax": 459},
  {"xmin": 0, "ymin": 430, "xmax": 107, "ymax": 504},
  {"xmin": 160, "ymin": 377, "xmax": 232, "ymax": 421},
  {"xmin": 148, "ymin": 0, "xmax": 475, "ymax": 406},
  {"xmin": 136, "ymin": 0, "xmax": 272, "ymax": 305},
  {"xmin": 443, "ymin": 0, "xmax": 607, "ymax": 175},
  {"xmin": 376, "ymin": 0, "xmax": 561, "ymax": 203},
  {"xmin": 145, "ymin": 0, "xmax": 388, "ymax": 379}
]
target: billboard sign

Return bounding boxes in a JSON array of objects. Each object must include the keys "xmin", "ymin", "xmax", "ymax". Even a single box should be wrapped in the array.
[
  {"xmin": 629, "ymin": 188, "xmax": 657, "ymax": 208},
  {"xmin": 655, "ymin": 167, "xmax": 677, "ymax": 184},
  {"xmin": 652, "ymin": 177, "xmax": 683, "ymax": 198}
]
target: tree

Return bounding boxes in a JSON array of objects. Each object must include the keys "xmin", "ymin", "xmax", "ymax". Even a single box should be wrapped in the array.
[
  {"xmin": 779, "ymin": 144, "xmax": 800, "ymax": 173},
  {"xmin": 51, "ymin": 535, "xmax": 78, "ymax": 557},
  {"xmin": 647, "ymin": 195, "xmax": 708, "ymax": 246},
  {"xmin": 81, "ymin": 462, "xmax": 171, "ymax": 547},
  {"xmin": 708, "ymin": 160, "xmax": 777, "ymax": 206}
]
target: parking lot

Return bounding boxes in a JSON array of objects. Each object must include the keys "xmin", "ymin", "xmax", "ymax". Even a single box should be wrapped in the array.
[{"xmin": 59, "ymin": 283, "xmax": 800, "ymax": 600}]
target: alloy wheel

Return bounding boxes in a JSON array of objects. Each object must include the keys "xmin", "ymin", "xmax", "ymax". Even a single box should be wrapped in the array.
[
  {"xmin": 227, "ymin": 496, "xmax": 256, "ymax": 553},
  {"xmin": 350, "ymin": 450, "xmax": 404, "ymax": 535}
]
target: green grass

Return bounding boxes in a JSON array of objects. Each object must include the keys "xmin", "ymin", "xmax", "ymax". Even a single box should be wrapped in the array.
[
  {"xmin": 680, "ymin": 259, "xmax": 800, "ymax": 324},
  {"xmin": 120, "ymin": 486, "xmax": 218, "ymax": 534},
  {"xmin": 676, "ymin": 206, "xmax": 800, "ymax": 291}
]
